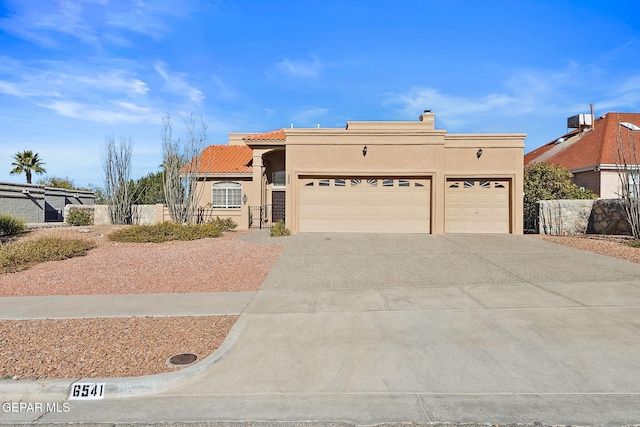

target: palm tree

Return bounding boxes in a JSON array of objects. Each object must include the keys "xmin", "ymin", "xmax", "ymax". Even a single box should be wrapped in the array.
[{"xmin": 10, "ymin": 150, "xmax": 46, "ymax": 184}]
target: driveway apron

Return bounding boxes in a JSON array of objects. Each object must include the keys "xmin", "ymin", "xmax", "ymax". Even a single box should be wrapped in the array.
[{"xmin": 153, "ymin": 234, "xmax": 640, "ymax": 425}]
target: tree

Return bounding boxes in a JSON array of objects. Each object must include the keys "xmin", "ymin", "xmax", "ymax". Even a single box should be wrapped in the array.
[
  {"xmin": 102, "ymin": 136, "xmax": 135, "ymax": 225},
  {"xmin": 615, "ymin": 117, "xmax": 640, "ymax": 239},
  {"xmin": 10, "ymin": 150, "xmax": 46, "ymax": 184},
  {"xmin": 38, "ymin": 176, "xmax": 77, "ymax": 190},
  {"xmin": 131, "ymin": 171, "xmax": 165, "ymax": 205},
  {"xmin": 524, "ymin": 162, "xmax": 596, "ymax": 229},
  {"xmin": 162, "ymin": 114, "xmax": 206, "ymax": 223}
]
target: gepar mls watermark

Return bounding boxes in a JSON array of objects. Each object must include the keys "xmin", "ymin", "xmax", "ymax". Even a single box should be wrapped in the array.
[{"xmin": 2, "ymin": 401, "xmax": 70, "ymax": 413}]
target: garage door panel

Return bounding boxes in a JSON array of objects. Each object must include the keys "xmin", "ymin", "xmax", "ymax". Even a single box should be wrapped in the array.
[
  {"xmin": 299, "ymin": 177, "xmax": 431, "ymax": 233},
  {"xmin": 446, "ymin": 179, "xmax": 510, "ymax": 234}
]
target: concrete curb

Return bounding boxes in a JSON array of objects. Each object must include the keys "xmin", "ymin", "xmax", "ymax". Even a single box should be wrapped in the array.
[{"xmin": 0, "ymin": 315, "xmax": 248, "ymax": 401}]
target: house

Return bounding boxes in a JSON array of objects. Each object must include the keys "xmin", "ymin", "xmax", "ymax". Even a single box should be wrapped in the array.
[
  {"xmin": 193, "ymin": 112, "xmax": 526, "ymax": 234},
  {"xmin": 524, "ymin": 112, "xmax": 640, "ymax": 198}
]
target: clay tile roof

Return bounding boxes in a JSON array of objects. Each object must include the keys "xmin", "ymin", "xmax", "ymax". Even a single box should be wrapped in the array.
[
  {"xmin": 195, "ymin": 145, "xmax": 253, "ymax": 174},
  {"xmin": 244, "ymin": 128, "xmax": 286, "ymax": 141},
  {"xmin": 524, "ymin": 112, "xmax": 640, "ymax": 170}
]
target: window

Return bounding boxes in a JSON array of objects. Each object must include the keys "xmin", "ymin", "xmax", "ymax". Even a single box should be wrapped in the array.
[
  {"xmin": 335, "ymin": 179, "xmax": 346, "ymax": 187},
  {"xmin": 212, "ymin": 181, "xmax": 242, "ymax": 208},
  {"xmin": 273, "ymin": 171, "xmax": 286, "ymax": 187},
  {"xmin": 319, "ymin": 179, "xmax": 330, "ymax": 187},
  {"xmin": 630, "ymin": 171, "xmax": 640, "ymax": 198},
  {"xmin": 383, "ymin": 179, "xmax": 394, "ymax": 187}
]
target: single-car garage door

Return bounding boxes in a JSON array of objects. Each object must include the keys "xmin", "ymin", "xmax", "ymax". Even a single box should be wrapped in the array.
[
  {"xmin": 299, "ymin": 177, "xmax": 430, "ymax": 233},
  {"xmin": 446, "ymin": 179, "xmax": 510, "ymax": 233}
]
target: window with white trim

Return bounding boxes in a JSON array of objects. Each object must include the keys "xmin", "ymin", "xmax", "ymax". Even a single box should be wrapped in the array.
[{"xmin": 212, "ymin": 181, "xmax": 242, "ymax": 208}]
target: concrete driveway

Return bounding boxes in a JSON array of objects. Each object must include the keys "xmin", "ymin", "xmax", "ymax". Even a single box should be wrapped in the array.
[{"xmin": 7, "ymin": 233, "xmax": 640, "ymax": 426}]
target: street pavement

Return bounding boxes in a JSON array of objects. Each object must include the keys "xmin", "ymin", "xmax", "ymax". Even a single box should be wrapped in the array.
[{"xmin": 2, "ymin": 232, "xmax": 640, "ymax": 426}]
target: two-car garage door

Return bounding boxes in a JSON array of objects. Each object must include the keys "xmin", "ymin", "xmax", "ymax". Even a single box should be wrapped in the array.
[
  {"xmin": 297, "ymin": 176, "xmax": 511, "ymax": 233},
  {"xmin": 299, "ymin": 177, "xmax": 431, "ymax": 233}
]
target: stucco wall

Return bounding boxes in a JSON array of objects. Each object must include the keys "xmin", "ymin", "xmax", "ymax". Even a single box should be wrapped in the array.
[
  {"xmin": 195, "ymin": 178, "xmax": 251, "ymax": 228},
  {"xmin": 79, "ymin": 204, "xmax": 161, "ymax": 225},
  {"xmin": 283, "ymin": 120, "xmax": 525, "ymax": 234},
  {"xmin": 600, "ymin": 170, "xmax": 623, "ymax": 199},
  {"xmin": 0, "ymin": 182, "xmax": 94, "ymax": 223},
  {"xmin": 537, "ymin": 199, "xmax": 631, "ymax": 235}
]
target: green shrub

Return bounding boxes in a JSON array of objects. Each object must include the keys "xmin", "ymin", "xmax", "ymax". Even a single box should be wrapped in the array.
[
  {"xmin": 108, "ymin": 222, "xmax": 223, "ymax": 243},
  {"xmin": 209, "ymin": 217, "xmax": 238, "ymax": 232},
  {"xmin": 0, "ymin": 214, "xmax": 26, "ymax": 237},
  {"xmin": 270, "ymin": 220, "xmax": 290, "ymax": 237},
  {"xmin": 0, "ymin": 237, "xmax": 96, "ymax": 274},
  {"xmin": 627, "ymin": 239, "xmax": 640, "ymax": 248},
  {"xmin": 66, "ymin": 208, "xmax": 92, "ymax": 226}
]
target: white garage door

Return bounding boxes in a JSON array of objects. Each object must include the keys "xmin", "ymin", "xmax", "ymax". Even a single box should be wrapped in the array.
[
  {"xmin": 299, "ymin": 177, "xmax": 431, "ymax": 233},
  {"xmin": 446, "ymin": 179, "xmax": 510, "ymax": 233}
]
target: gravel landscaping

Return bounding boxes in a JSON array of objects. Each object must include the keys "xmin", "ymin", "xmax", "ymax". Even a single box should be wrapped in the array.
[
  {"xmin": 0, "ymin": 225, "xmax": 281, "ymax": 380},
  {"xmin": 532, "ymin": 234, "xmax": 640, "ymax": 264}
]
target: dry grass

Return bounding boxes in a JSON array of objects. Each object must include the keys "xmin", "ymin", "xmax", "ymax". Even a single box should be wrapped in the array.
[{"xmin": 0, "ymin": 236, "xmax": 96, "ymax": 274}]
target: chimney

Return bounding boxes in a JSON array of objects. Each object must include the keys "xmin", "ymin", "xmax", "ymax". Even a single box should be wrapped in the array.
[{"xmin": 419, "ymin": 110, "xmax": 435, "ymax": 129}]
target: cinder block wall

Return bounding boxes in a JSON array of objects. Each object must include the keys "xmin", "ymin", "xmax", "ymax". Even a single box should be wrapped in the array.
[
  {"xmin": 0, "ymin": 182, "xmax": 95, "ymax": 223},
  {"xmin": 0, "ymin": 182, "xmax": 46, "ymax": 223}
]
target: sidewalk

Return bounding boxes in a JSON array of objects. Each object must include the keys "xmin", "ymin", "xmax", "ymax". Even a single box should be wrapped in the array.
[{"xmin": 0, "ymin": 292, "xmax": 256, "ymax": 319}]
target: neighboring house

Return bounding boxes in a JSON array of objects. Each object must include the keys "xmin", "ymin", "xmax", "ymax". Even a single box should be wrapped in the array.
[
  {"xmin": 193, "ymin": 112, "xmax": 526, "ymax": 234},
  {"xmin": 525, "ymin": 112, "xmax": 640, "ymax": 198}
]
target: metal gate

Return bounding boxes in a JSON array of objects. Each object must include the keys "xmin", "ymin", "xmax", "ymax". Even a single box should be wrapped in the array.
[{"xmin": 249, "ymin": 205, "xmax": 273, "ymax": 229}]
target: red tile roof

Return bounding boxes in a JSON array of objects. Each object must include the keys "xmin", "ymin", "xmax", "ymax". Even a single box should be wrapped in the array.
[
  {"xmin": 244, "ymin": 128, "xmax": 286, "ymax": 141},
  {"xmin": 194, "ymin": 145, "xmax": 252, "ymax": 174},
  {"xmin": 525, "ymin": 112, "xmax": 640, "ymax": 170}
]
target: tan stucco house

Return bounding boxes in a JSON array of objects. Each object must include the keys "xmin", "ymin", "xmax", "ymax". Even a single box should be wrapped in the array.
[{"xmin": 194, "ymin": 112, "xmax": 526, "ymax": 234}]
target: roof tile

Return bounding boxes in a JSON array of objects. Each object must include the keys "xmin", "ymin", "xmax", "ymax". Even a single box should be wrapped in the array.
[
  {"xmin": 195, "ymin": 145, "xmax": 253, "ymax": 174},
  {"xmin": 244, "ymin": 129, "xmax": 286, "ymax": 141}
]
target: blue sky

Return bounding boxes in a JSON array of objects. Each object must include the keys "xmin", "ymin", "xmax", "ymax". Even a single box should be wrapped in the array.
[{"xmin": 1, "ymin": 0, "xmax": 639, "ymax": 187}]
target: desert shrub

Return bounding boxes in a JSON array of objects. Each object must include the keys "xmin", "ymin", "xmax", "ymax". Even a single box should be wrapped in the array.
[
  {"xmin": 0, "ymin": 237, "xmax": 96, "ymax": 274},
  {"xmin": 108, "ymin": 222, "xmax": 223, "ymax": 243},
  {"xmin": 627, "ymin": 239, "xmax": 640, "ymax": 248},
  {"xmin": 0, "ymin": 214, "xmax": 26, "ymax": 237},
  {"xmin": 209, "ymin": 217, "xmax": 237, "ymax": 232},
  {"xmin": 270, "ymin": 220, "xmax": 290, "ymax": 237},
  {"xmin": 66, "ymin": 208, "xmax": 92, "ymax": 226}
]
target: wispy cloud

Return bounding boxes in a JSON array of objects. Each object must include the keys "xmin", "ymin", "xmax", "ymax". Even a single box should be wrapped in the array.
[
  {"xmin": 386, "ymin": 62, "xmax": 640, "ymax": 133},
  {"xmin": 271, "ymin": 56, "xmax": 323, "ymax": 79},
  {"xmin": 155, "ymin": 62, "xmax": 204, "ymax": 104},
  {"xmin": 0, "ymin": 0, "xmax": 190, "ymax": 48},
  {"xmin": 37, "ymin": 100, "xmax": 156, "ymax": 124},
  {"xmin": 0, "ymin": 57, "xmax": 161, "ymax": 123},
  {"xmin": 292, "ymin": 105, "xmax": 329, "ymax": 127}
]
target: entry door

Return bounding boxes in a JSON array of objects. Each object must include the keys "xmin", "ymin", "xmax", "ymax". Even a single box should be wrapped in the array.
[
  {"xmin": 272, "ymin": 191, "xmax": 286, "ymax": 223},
  {"xmin": 445, "ymin": 179, "xmax": 510, "ymax": 233}
]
